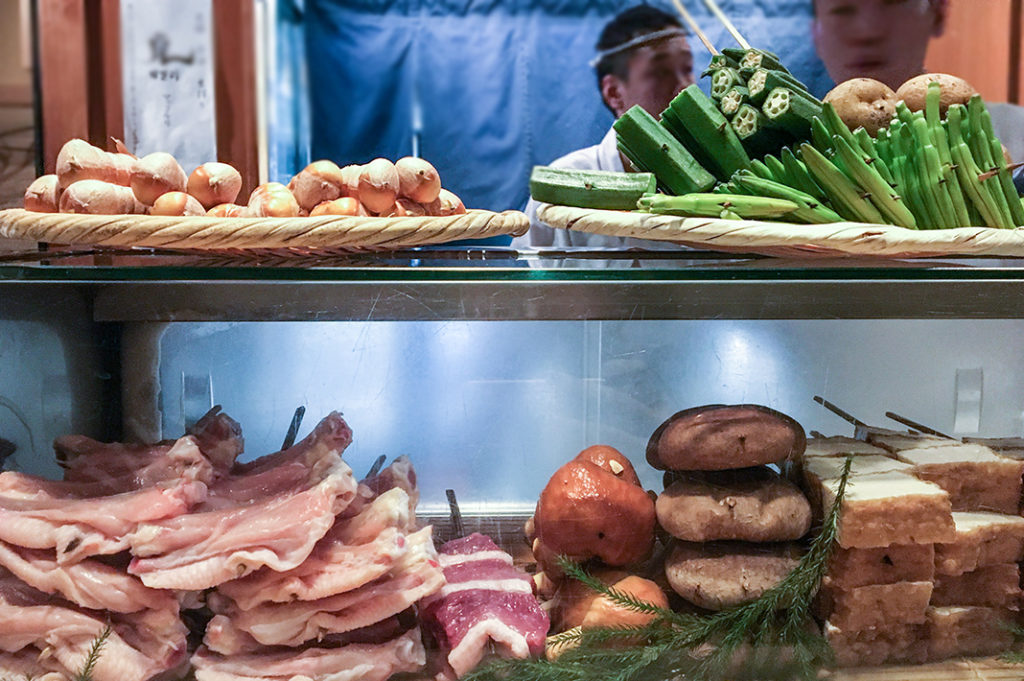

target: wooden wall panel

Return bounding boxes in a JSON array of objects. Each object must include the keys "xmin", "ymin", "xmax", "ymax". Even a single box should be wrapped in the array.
[
  {"xmin": 37, "ymin": 0, "xmax": 90, "ymax": 172},
  {"xmin": 925, "ymin": 0, "xmax": 1012, "ymax": 102}
]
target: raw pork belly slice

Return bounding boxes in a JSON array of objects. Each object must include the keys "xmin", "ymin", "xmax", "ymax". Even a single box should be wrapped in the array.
[
  {"xmin": 204, "ymin": 611, "xmax": 415, "ymax": 656},
  {"xmin": 423, "ymin": 533, "xmax": 549, "ymax": 678},
  {"xmin": 189, "ymin": 406, "xmax": 245, "ymax": 476},
  {"xmin": 340, "ymin": 456, "xmax": 419, "ymax": 520},
  {"xmin": 231, "ymin": 411, "xmax": 353, "ymax": 477},
  {"xmin": 207, "ymin": 527, "xmax": 444, "ymax": 648},
  {"xmin": 217, "ymin": 487, "xmax": 414, "ymax": 610},
  {"xmin": 0, "ymin": 542, "xmax": 175, "ymax": 612},
  {"xmin": 192, "ymin": 627, "xmax": 426, "ymax": 681},
  {"xmin": 217, "ymin": 526, "xmax": 408, "ymax": 610},
  {"xmin": 0, "ymin": 574, "xmax": 187, "ymax": 681},
  {"xmin": 0, "ymin": 477, "xmax": 206, "ymax": 563},
  {"xmin": 0, "ymin": 647, "xmax": 69, "ymax": 681},
  {"xmin": 54, "ymin": 437, "xmax": 174, "ymax": 482},
  {"xmin": 0, "ymin": 436, "xmax": 213, "ymax": 499}
]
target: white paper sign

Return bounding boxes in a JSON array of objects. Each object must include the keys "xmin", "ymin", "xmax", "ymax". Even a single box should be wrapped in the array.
[{"xmin": 120, "ymin": 0, "xmax": 216, "ymax": 173}]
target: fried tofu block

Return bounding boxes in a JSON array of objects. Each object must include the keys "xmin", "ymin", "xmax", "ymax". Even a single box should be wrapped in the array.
[
  {"xmin": 867, "ymin": 432, "xmax": 959, "ymax": 454},
  {"xmin": 802, "ymin": 455, "xmax": 913, "ymax": 517},
  {"xmin": 894, "ymin": 444, "xmax": 1024, "ymax": 514},
  {"xmin": 925, "ymin": 606, "xmax": 1016, "ymax": 661},
  {"xmin": 812, "ymin": 471, "xmax": 954, "ymax": 548},
  {"xmin": 935, "ymin": 512, "xmax": 1024, "ymax": 576},
  {"xmin": 817, "ymin": 581, "xmax": 932, "ymax": 630},
  {"xmin": 825, "ymin": 620, "xmax": 928, "ymax": 667},
  {"xmin": 827, "ymin": 543, "xmax": 935, "ymax": 589},
  {"xmin": 803, "ymin": 437, "xmax": 888, "ymax": 458},
  {"xmin": 963, "ymin": 436, "xmax": 1024, "ymax": 451},
  {"xmin": 931, "ymin": 563, "xmax": 1021, "ymax": 609}
]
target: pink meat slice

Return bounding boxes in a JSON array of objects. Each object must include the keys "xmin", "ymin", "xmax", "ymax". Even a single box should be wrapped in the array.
[
  {"xmin": 0, "ymin": 478, "xmax": 207, "ymax": 563},
  {"xmin": 204, "ymin": 612, "xmax": 412, "ymax": 656},
  {"xmin": 208, "ymin": 528, "xmax": 443, "ymax": 648},
  {"xmin": 231, "ymin": 411, "xmax": 353, "ymax": 477},
  {"xmin": 0, "ymin": 436, "xmax": 212, "ymax": 500},
  {"xmin": 422, "ymin": 533, "xmax": 550, "ymax": 678},
  {"xmin": 189, "ymin": 407, "xmax": 245, "ymax": 476},
  {"xmin": 217, "ymin": 526, "xmax": 407, "ymax": 610},
  {"xmin": 0, "ymin": 579, "xmax": 187, "ymax": 681},
  {"xmin": 128, "ymin": 460, "xmax": 355, "ymax": 590},
  {"xmin": 192, "ymin": 627, "xmax": 426, "ymax": 681},
  {"xmin": 55, "ymin": 437, "xmax": 174, "ymax": 483},
  {"xmin": 0, "ymin": 540, "xmax": 175, "ymax": 612},
  {"xmin": 339, "ymin": 456, "xmax": 419, "ymax": 520},
  {"xmin": 128, "ymin": 415, "xmax": 358, "ymax": 590},
  {"xmin": 0, "ymin": 647, "xmax": 70, "ymax": 681}
]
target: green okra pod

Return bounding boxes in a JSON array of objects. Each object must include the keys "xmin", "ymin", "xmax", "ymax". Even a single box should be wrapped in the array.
[
  {"xmin": 832, "ymin": 135, "xmax": 917, "ymax": 228},
  {"xmin": 799, "ymin": 143, "xmax": 887, "ymax": 224}
]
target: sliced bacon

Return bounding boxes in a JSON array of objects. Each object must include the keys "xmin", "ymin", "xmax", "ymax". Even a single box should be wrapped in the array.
[
  {"xmin": 0, "ymin": 478, "xmax": 206, "ymax": 563},
  {"xmin": 423, "ymin": 533, "xmax": 549, "ymax": 678},
  {"xmin": 208, "ymin": 528, "xmax": 443, "ymax": 648},
  {"xmin": 192, "ymin": 627, "xmax": 426, "ymax": 681}
]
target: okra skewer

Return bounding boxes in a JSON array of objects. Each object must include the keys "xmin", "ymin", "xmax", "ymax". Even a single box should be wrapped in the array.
[
  {"xmin": 966, "ymin": 97, "xmax": 1016, "ymax": 227},
  {"xmin": 946, "ymin": 104, "xmax": 1002, "ymax": 228},
  {"xmin": 638, "ymin": 192, "xmax": 799, "ymax": 219},
  {"xmin": 732, "ymin": 173, "xmax": 843, "ymax": 224},
  {"xmin": 761, "ymin": 87, "xmax": 822, "ymax": 138},
  {"xmin": 896, "ymin": 123, "xmax": 942, "ymax": 229},
  {"xmin": 799, "ymin": 143, "xmax": 886, "ymax": 224},
  {"xmin": 924, "ymin": 82, "xmax": 971, "ymax": 226},
  {"xmin": 832, "ymin": 135, "xmax": 917, "ymax": 228},
  {"xmin": 719, "ymin": 86, "xmax": 749, "ymax": 118}
]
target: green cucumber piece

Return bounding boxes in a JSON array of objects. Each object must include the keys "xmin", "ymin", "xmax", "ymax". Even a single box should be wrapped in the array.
[
  {"xmin": 529, "ymin": 166, "xmax": 657, "ymax": 210},
  {"xmin": 613, "ymin": 105, "xmax": 715, "ymax": 196}
]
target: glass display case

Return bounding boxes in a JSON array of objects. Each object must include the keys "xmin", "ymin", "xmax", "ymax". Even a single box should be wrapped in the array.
[{"xmin": 3, "ymin": 246, "xmax": 1024, "ymax": 679}]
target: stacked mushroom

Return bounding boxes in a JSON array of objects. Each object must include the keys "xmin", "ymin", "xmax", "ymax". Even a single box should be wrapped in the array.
[
  {"xmin": 647, "ymin": 405, "xmax": 812, "ymax": 613},
  {"xmin": 801, "ymin": 430, "xmax": 1024, "ymax": 665}
]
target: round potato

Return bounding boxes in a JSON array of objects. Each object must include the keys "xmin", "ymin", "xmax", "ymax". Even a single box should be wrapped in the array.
[
  {"xmin": 896, "ymin": 73, "xmax": 977, "ymax": 116},
  {"xmin": 646, "ymin": 404, "xmax": 806, "ymax": 471},
  {"xmin": 824, "ymin": 78, "xmax": 897, "ymax": 136},
  {"xmin": 656, "ymin": 467, "xmax": 811, "ymax": 542},
  {"xmin": 664, "ymin": 540, "xmax": 802, "ymax": 610}
]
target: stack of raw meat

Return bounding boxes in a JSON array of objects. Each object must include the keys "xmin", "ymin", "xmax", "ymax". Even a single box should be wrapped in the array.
[
  {"xmin": 0, "ymin": 407, "xmax": 242, "ymax": 681},
  {"xmin": 185, "ymin": 417, "xmax": 445, "ymax": 681}
]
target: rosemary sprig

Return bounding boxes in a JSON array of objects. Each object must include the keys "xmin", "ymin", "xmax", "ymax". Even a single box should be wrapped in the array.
[
  {"xmin": 73, "ymin": 625, "xmax": 112, "ymax": 681},
  {"xmin": 464, "ymin": 455, "xmax": 854, "ymax": 681}
]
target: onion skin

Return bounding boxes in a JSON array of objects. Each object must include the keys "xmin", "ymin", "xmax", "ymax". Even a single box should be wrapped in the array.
[
  {"xmin": 289, "ymin": 160, "xmax": 346, "ymax": 212},
  {"xmin": 24, "ymin": 175, "xmax": 59, "ymax": 212},
  {"xmin": 395, "ymin": 157, "xmax": 441, "ymax": 204},
  {"xmin": 357, "ymin": 158, "xmax": 400, "ymax": 214},
  {"xmin": 310, "ymin": 197, "xmax": 365, "ymax": 217},
  {"xmin": 207, "ymin": 203, "xmax": 248, "ymax": 217},
  {"xmin": 56, "ymin": 139, "xmax": 135, "ymax": 192},
  {"xmin": 59, "ymin": 180, "xmax": 146, "ymax": 215},
  {"xmin": 340, "ymin": 165, "xmax": 361, "ymax": 196},
  {"xmin": 132, "ymin": 152, "xmax": 187, "ymax": 206},
  {"xmin": 247, "ymin": 182, "xmax": 300, "ymax": 217},
  {"xmin": 187, "ymin": 162, "xmax": 243, "ymax": 209},
  {"xmin": 426, "ymin": 188, "xmax": 466, "ymax": 216},
  {"xmin": 151, "ymin": 191, "xmax": 205, "ymax": 216}
]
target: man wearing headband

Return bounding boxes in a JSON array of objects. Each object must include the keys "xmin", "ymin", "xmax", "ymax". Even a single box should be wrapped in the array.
[
  {"xmin": 812, "ymin": 0, "xmax": 1024, "ymax": 163},
  {"xmin": 516, "ymin": 6, "xmax": 694, "ymax": 248}
]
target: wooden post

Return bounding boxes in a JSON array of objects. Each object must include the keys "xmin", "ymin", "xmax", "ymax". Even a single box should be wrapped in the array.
[
  {"xmin": 213, "ymin": 0, "xmax": 260, "ymax": 196},
  {"xmin": 37, "ymin": 0, "xmax": 91, "ymax": 172}
]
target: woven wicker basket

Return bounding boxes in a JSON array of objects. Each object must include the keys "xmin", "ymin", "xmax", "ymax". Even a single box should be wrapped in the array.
[
  {"xmin": 539, "ymin": 203, "xmax": 1024, "ymax": 258},
  {"xmin": 0, "ymin": 208, "xmax": 528, "ymax": 251}
]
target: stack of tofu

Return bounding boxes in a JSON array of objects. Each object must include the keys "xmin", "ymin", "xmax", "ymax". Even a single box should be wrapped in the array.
[{"xmin": 801, "ymin": 432, "xmax": 1024, "ymax": 666}]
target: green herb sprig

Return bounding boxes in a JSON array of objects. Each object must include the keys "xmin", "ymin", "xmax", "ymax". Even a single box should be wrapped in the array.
[
  {"xmin": 73, "ymin": 625, "xmax": 112, "ymax": 681},
  {"xmin": 464, "ymin": 455, "xmax": 854, "ymax": 681}
]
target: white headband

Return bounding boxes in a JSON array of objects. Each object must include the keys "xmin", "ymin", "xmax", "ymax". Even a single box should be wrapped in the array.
[{"xmin": 589, "ymin": 28, "xmax": 688, "ymax": 68}]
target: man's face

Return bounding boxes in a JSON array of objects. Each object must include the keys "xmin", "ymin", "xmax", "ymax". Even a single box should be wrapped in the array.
[
  {"xmin": 813, "ymin": 0, "xmax": 944, "ymax": 90},
  {"xmin": 607, "ymin": 36, "xmax": 694, "ymax": 118}
]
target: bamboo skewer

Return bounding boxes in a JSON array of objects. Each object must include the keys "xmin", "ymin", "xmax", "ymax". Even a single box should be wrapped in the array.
[
  {"xmin": 813, "ymin": 395, "xmax": 870, "ymax": 428},
  {"xmin": 884, "ymin": 411, "xmax": 957, "ymax": 440},
  {"xmin": 700, "ymin": 0, "xmax": 751, "ymax": 49},
  {"xmin": 670, "ymin": 0, "xmax": 718, "ymax": 55}
]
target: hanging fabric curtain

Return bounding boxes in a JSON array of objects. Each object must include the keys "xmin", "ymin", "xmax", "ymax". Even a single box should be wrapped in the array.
[{"xmin": 303, "ymin": 0, "xmax": 829, "ymax": 215}]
